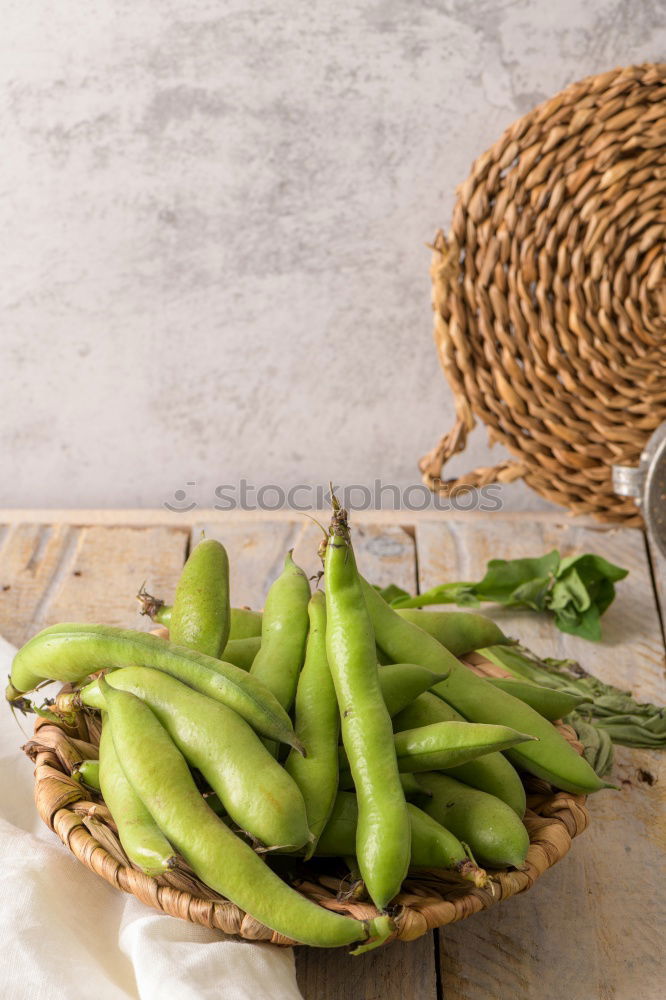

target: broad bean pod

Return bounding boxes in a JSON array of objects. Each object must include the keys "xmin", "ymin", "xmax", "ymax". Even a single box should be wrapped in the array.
[
  {"xmin": 395, "ymin": 609, "xmax": 508, "ymax": 656},
  {"xmin": 338, "ymin": 720, "xmax": 535, "ymax": 781},
  {"xmin": 361, "ymin": 581, "xmax": 609, "ymax": 795},
  {"xmin": 169, "ymin": 538, "xmax": 231, "ymax": 657},
  {"xmin": 10, "ymin": 624, "xmax": 300, "ymax": 752},
  {"xmin": 325, "ymin": 505, "xmax": 410, "ymax": 910},
  {"xmin": 417, "ymin": 771, "xmax": 530, "ymax": 869},
  {"xmin": 221, "ymin": 637, "xmax": 261, "ymax": 671},
  {"xmin": 394, "ymin": 692, "xmax": 526, "ymax": 816},
  {"xmin": 486, "ymin": 677, "xmax": 585, "ymax": 721},
  {"xmin": 98, "ymin": 715, "xmax": 177, "ymax": 876},
  {"xmin": 285, "ymin": 592, "xmax": 339, "ymax": 856},
  {"xmin": 250, "ymin": 551, "xmax": 310, "ymax": 712},
  {"xmin": 83, "ymin": 666, "xmax": 311, "ymax": 850},
  {"xmin": 102, "ymin": 680, "xmax": 392, "ymax": 950},
  {"xmin": 316, "ymin": 791, "xmax": 488, "ymax": 887}
]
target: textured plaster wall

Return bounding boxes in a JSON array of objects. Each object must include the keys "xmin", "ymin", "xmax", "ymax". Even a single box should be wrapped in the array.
[{"xmin": 2, "ymin": 1, "xmax": 665, "ymax": 510}]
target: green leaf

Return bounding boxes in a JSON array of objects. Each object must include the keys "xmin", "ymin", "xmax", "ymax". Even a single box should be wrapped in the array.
[
  {"xmin": 591, "ymin": 577, "xmax": 617, "ymax": 617},
  {"xmin": 549, "ymin": 569, "xmax": 592, "ymax": 613},
  {"xmin": 557, "ymin": 553, "xmax": 628, "ymax": 585},
  {"xmin": 508, "ymin": 576, "xmax": 553, "ymax": 610},
  {"xmin": 472, "ymin": 550, "xmax": 560, "ymax": 604},
  {"xmin": 555, "ymin": 604, "xmax": 602, "ymax": 641}
]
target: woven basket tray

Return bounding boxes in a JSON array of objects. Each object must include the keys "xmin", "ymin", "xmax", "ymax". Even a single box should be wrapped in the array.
[
  {"xmin": 23, "ymin": 659, "xmax": 590, "ymax": 947},
  {"xmin": 420, "ymin": 63, "xmax": 666, "ymax": 525}
]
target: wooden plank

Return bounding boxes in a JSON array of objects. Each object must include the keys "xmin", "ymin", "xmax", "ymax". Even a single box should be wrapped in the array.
[
  {"xmin": 0, "ymin": 523, "xmax": 189, "ymax": 645},
  {"xmin": 296, "ymin": 522, "xmax": 438, "ymax": 1000},
  {"xmin": 193, "ymin": 521, "xmax": 303, "ymax": 608},
  {"xmin": 0, "ymin": 523, "xmax": 79, "ymax": 645},
  {"xmin": 47, "ymin": 526, "xmax": 190, "ymax": 632},
  {"xmin": 0, "ymin": 508, "xmax": 600, "ymax": 528},
  {"xmin": 416, "ymin": 519, "xmax": 666, "ymax": 1000}
]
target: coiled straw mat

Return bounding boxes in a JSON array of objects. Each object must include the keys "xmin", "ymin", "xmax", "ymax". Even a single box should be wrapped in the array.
[
  {"xmin": 420, "ymin": 63, "xmax": 666, "ymax": 525},
  {"xmin": 24, "ymin": 656, "xmax": 590, "ymax": 947}
]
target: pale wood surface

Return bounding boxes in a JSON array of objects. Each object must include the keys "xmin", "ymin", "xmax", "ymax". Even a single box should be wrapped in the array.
[
  {"xmin": 416, "ymin": 518, "xmax": 666, "ymax": 1000},
  {"xmin": 1, "ymin": 511, "xmax": 664, "ymax": 1000}
]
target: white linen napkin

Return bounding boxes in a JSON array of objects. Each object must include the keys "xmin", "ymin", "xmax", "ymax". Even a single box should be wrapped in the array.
[{"xmin": 0, "ymin": 635, "xmax": 304, "ymax": 1000}]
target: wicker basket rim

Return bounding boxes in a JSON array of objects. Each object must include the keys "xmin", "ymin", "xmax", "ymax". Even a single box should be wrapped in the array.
[{"xmin": 26, "ymin": 677, "xmax": 590, "ymax": 947}]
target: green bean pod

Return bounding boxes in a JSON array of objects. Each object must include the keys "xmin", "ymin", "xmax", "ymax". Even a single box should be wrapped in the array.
[
  {"xmin": 229, "ymin": 608, "xmax": 263, "ymax": 640},
  {"xmin": 339, "ymin": 720, "xmax": 535, "ymax": 782},
  {"xmin": 377, "ymin": 662, "xmax": 446, "ymax": 717},
  {"xmin": 74, "ymin": 758, "xmax": 101, "ymax": 791},
  {"xmin": 11, "ymin": 624, "xmax": 300, "ymax": 751},
  {"xmin": 250, "ymin": 551, "xmax": 310, "ymax": 712},
  {"xmin": 361, "ymin": 581, "xmax": 608, "ymax": 795},
  {"xmin": 221, "ymin": 636, "xmax": 261, "ymax": 671},
  {"xmin": 399, "ymin": 773, "xmax": 427, "ymax": 800},
  {"xmin": 101, "ymin": 680, "xmax": 392, "ymax": 950},
  {"xmin": 83, "ymin": 667, "xmax": 311, "ymax": 850},
  {"xmin": 486, "ymin": 678, "xmax": 585, "ymax": 721},
  {"xmin": 98, "ymin": 717, "xmax": 177, "ymax": 876},
  {"xmin": 316, "ymin": 792, "xmax": 488, "ymax": 887},
  {"xmin": 285, "ymin": 592, "xmax": 339, "ymax": 856},
  {"xmin": 169, "ymin": 539, "xmax": 231, "ymax": 657},
  {"xmin": 360, "ymin": 578, "xmax": 457, "ymax": 677},
  {"xmin": 417, "ymin": 772, "xmax": 530, "ymax": 869},
  {"xmin": 154, "ymin": 604, "xmax": 172, "ymax": 626},
  {"xmin": 393, "ymin": 693, "xmax": 527, "ymax": 816},
  {"xmin": 139, "ymin": 598, "xmax": 261, "ymax": 640},
  {"xmin": 395, "ymin": 609, "xmax": 508, "ymax": 656},
  {"xmin": 325, "ymin": 507, "xmax": 410, "ymax": 910}
]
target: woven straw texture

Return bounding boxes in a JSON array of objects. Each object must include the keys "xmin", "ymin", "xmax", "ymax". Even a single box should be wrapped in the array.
[
  {"xmin": 24, "ymin": 658, "xmax": 590, "ymax": 948},
  {"xmin": 420, "ymin": 63, "xmax": 666, "ymax": 525}
]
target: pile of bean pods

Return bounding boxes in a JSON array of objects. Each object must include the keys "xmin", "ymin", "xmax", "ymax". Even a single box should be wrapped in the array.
[{"xmin": 6, "ymin": 501, "xmax": 612, "ymax": 951}]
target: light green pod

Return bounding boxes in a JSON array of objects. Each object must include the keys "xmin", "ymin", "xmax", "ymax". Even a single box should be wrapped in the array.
[
  {"xmin": 98, "ymin": 717, "xmax": 177, "ymax": 876},
  {"xmin": 83, "ymin": 667, "xmax": 310, "ymax": 850},
  {"xmin": 325, "ymin": 508, "xmax": 410, "ymax": 911},
  {"xmin": 170, "ymin": 539, "xmax": 231, "ymax": 657},
  {"xmin": 339, "ymin": 720, "xmax": 534, "ymax": 787},
  {"xmin": 140, "ymin": 602, "xmax": 261, "ymax": 640},
  {"xmin": 11, "ymin": 624, "xmax": 300, "ymax": 751},
  {"xmin": 221, "ymin": 636, "xmax": 261, "ymax": 671},
  {"xmin": 101, "ymin": 681, "xmax": 392, "ymax": 950},
  {"xmin": 394, "ymin": 693, "xmax": 527, "ymax": 817},
  {"xmin": 486, "ymin": 678, "xmax": 585, "ymax": 721},
  {"xmin": 361, "ymin": 582, "xmax": 608, "ymax": 796},
  {"xmin": 75, "ymin": 758, "xmax": 101, "ymax": 791},
  {"xmin": 341, "ymin": 720, "xmax": 535, "ymax": 777},
  {"xmin": 360, "ymin": 578, "xmax": 457, "ymax": 678},
  {"xmin": 285, "ymin": 592, "xmax": 339, "ymax": 856},
  {"xmin": 229, "ymin": 608, "xmax": 263, "ymax": 640},
  {"xmin": 377, "ymin": 663, "xmax": 447, "ymax": 717},
  {"xmin": 250, "ymin": 551, "xmax": 310, "ymax": 712},
  {"xmin": 395, "ymin": 609, "xmax": 508, "ymax": 656},
  {"xmin": 316, "ymin": 792, "xmax": 488, "ymax": 887},
  {"xmin": 418, "ymin": 771, "xmax": 530, "ymax": 869}
]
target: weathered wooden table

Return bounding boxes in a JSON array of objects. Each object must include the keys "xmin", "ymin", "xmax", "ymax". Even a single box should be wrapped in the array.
[{"xmin": 2, "ymin": 509, "xmax": 665, "ymax": 1000}]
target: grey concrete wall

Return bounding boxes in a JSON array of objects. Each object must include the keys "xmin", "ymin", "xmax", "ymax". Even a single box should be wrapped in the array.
[{"xmin": 2, "ymin": 1, "xmax": 664, "ymax": 510}]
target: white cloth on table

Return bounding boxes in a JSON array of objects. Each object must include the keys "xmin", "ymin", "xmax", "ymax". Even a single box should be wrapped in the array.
[{"xmin": 0, "ymin": 634, "xmax": 304, "ymax": 1000}]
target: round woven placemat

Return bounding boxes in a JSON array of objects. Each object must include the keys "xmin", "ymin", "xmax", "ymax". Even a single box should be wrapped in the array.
[
  {"xmin": 23, "ymin": 662, "xmax": 590, "ymax": 947},
  {"xmin": 420, "ymin": 63, "xmax": 666, "ymax": 525}
]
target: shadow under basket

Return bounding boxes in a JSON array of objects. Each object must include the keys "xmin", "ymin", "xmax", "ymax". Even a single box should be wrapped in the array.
[{"xmin": 25, "ymin": 673, "xmax": 590, "ymax": 947}]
